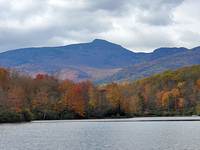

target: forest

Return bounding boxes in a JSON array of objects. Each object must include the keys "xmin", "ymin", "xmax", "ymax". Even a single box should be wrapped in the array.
[{"xmin": 0, "ymin": 65, "xmax": 200, "ymax": 123}]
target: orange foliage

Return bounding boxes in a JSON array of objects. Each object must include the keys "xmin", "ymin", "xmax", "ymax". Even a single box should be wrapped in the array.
[
  {"xmin": 171, "ymin": 88, "xmax": 180, "ymax": 97},
  {"xmin": 0, "ymin": 68, "xmax": 9, "ymax": 87},
  {"xmin": 156, "ymin": 91, "xmax": 165, "ymax": 108},
  {"xmin": 177, "ymin": 98, "xmax": 184, "ymax": 110},
  {"xmin": 58, "ymin": 80, "xmax": 74, "ymax": 92},
  {"xmin": 7, "ymin": 86, "xmax": 25, "ymax": 112},
  {"xmin": 161, "ymin": 91, "xmax": 171, "ymax": 109},
  {"xmin": 1, "ymin": 65, "xmax": 200, "ymax": 121},
  {"xmin": 60, "ymin": 81, "xmax": 91, "ymax": 117},
  {"xmin": 197, "ymin": 79, "xmax": 200, "ymax": 89},
  {"xmin": 106, "ymin": 83, "xmax": 123, "ymax": 110}
]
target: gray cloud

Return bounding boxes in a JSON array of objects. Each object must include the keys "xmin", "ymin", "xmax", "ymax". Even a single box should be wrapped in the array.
[
  {"xmin": 0, "ymin": 0, "xmax": 199, "ymax": 52},
  {"xmin": 132, "ymin": 0, "xmax": 184, "ymax": 25},
  {"xmin": 88, "ymin": 0, "xmax": 127, "ymax": 11}
]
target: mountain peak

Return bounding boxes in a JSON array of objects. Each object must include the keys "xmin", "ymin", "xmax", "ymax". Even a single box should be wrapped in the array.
[
  {"xmin": 90, "ymin": 39, "xmax": 124, "ymax": 49},
  {"xmin": 91, "ymin": 39, "xmax": 116, "ymax": 46},
  {"xmin": 92, "ymin": 39, "xmax": 109, "ymax": 43}
]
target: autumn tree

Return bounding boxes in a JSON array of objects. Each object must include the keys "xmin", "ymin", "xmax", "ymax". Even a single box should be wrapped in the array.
[
  {"xmin": 106, "ymin": 83, "xmax": 124, "ymax": 115},
  {"xmin": 0, "ymin": 68, "xmax": 9, "ymax": 90},
  {"xmin": 88, "ymin": 85, "xmax": 99, "ymax": 116}
]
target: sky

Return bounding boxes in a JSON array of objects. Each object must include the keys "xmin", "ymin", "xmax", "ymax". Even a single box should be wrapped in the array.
[{"xmin": 0, "ymin": 0, "xmax": 200, "ymax": 52}]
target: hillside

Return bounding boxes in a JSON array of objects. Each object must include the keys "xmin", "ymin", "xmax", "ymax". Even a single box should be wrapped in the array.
[
  {"xmin": 99, "ymin": 46, "xmax": 200, "ymax": 83},
  {"xmin": 1, "ymin": 65, "xmax": 200, "ymax": 122},
  {"xmin": 0, "ymin": 39, "xmax": 200, "ymax": 82}
]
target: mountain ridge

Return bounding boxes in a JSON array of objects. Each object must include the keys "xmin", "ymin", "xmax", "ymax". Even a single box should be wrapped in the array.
[{"xmin": 0, "ymin": 39, "xmax": 199, "ymax": 82}]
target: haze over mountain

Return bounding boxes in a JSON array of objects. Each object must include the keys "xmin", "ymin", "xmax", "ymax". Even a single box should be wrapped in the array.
[{"xmin": 0, "ymin": 39, "xmax": 199, "ymax": 82}]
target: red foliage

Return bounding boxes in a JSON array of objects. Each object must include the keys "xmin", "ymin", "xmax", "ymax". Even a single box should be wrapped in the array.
[{"xmin": 35, "ymin": 74, "xmax": 49, "ymax": 80}]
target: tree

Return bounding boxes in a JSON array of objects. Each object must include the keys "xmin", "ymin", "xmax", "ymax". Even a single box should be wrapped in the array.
[
  {"xmin": 106, "ymin": 83, "xmax": 124, "ymax": 115},
  {"xmin": 161, "ymin": 91, "xmax": 171, "ymax": 111},
  {"xmin": 0, "ymin": 68, "xmax": 9, "ymax": 89},
  {"xmin": 31, "ymin": 88, "xmax": 50, "ymax": 119},
  {"xmin": 171, "ymin": 88, "xmax": 181, "ymax": 110},
  {"xmin": 7, "ymin": 86, "xmax": 25, "ymax": 112},
  {"xmin": 197, "ymin": 79, "xmax": 200, "ymax": 90},
  {"xmin": 59, "ymin": 81, "xmax": 90, "ymax": 118},
  {"xmin": 88, "ymin": 85, "xmax": 99, "ymax": 112}
]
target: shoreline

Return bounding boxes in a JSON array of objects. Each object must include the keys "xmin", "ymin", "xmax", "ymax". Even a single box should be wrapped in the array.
[
  {"xmin": 2, "ymin": 116, "xmax": 200, "ymax": 124},
  {"xmin": 31, "ymin": 116, "xmax": 200, "ymax": 123}
]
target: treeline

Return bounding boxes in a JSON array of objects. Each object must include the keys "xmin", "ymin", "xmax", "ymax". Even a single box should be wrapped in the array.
[{"xmin": 0, "ymin": 65, "xmax": 200, "ymax": 123}]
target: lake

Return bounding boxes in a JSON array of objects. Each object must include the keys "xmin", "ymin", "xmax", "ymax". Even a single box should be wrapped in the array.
[{"xmin": 1, "ymin": 117, "xmax": 200, "ymax": 150}]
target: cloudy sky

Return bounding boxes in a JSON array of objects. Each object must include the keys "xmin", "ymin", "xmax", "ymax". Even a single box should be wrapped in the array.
[{"xmin": 0, "ymin": 0, "xmax": 200, "ymax": 52}]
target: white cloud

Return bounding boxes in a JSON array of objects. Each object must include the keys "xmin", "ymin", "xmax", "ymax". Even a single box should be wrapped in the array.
[{"xmin": 0, "ymin": 0, "xmax": 199, "ymax": 52}]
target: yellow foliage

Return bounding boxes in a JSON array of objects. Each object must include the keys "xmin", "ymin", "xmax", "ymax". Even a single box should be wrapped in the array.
[
  {"xmin": 177, "ymin": 98, "xmax": 184, "ymax": 110},
  {"xmin": 197, "ymin": 79, "xmax": 200, "ymax": 89},
  {"xmin": 171, "ymin": 88, "xmax": 180, "ymax": 97},
  {"xmin": 161, "ymin": 91, "xmax": 171, "ymax": 109}
]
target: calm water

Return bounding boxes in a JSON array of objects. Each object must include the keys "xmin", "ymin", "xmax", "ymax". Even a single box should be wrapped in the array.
[{"xmin": 1, "ymin": 117, "xmax": 200, "ymax": 150}]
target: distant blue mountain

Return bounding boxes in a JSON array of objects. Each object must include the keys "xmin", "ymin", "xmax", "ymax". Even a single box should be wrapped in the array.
[
  {"xmin": 0, "ymin": 39, "xmax": 199, "ymax": 82},
  {"xmin": 99, "ymin": 47, "xmax": 200, "ymax": 83},
  {"xmin": 0, "ymin": 39, "xmax": 137, "ymax": 68}
]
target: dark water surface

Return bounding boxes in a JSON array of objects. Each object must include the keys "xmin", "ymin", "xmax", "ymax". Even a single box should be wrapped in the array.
[{"xmin": 1, "ymin": 117, "xmax": 200, "ymax": 150}]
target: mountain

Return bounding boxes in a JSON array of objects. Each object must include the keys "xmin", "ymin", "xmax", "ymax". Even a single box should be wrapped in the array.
[
  {"xmin": 0, "ymin": 39, "xmax": 200, "ymax": 82},
  {"xmin": 0, "ymin": 39, "xmax": 138, "ymax": 81},
  {"xmin": 99, "ymin": 47, "xmax": 200, "ymax": 83}
]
